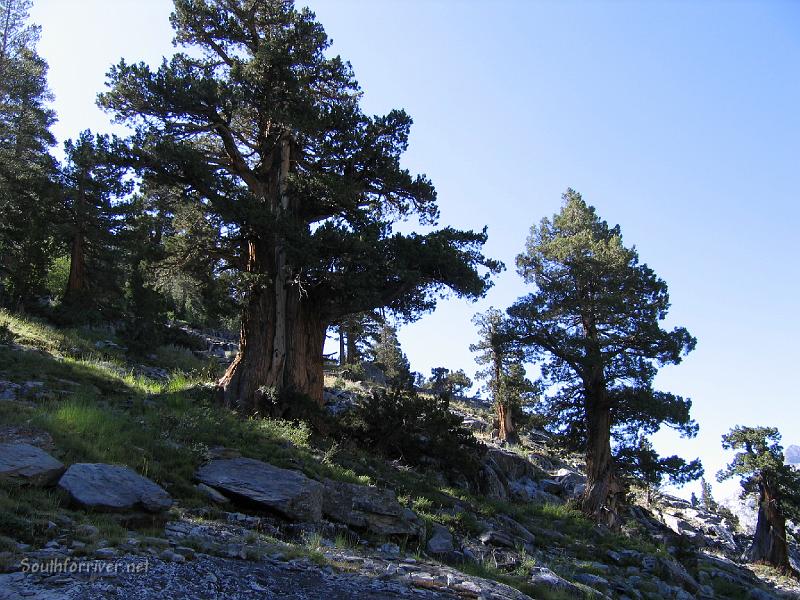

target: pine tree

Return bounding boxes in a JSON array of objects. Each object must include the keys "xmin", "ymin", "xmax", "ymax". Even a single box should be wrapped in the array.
[
  {"xmin": 718, "ymin": 426, "xmax": 800, "ymax": 572},
  {"xmin": 507, "ymin": 189, "xmax": 700, "ymax": 525},
  {"xmin": 371, "ymin": 321, "xmax": 412, "ymax": 389},
  {"xmin": 0, "ymin": 0, "xmax": 58, "ymax": 308},
  {"xmin": 99, "ymin": 0, "xmax": 500, "ymax": 413},
  {"xmin": 700, "ymin": 477, "xmax": 718, "ymax": 512},
  {"xmin": 471, "ymin": 308, "xmax": 537, "ymax": 444},
  {"xmin": 60, "ymin": 130, "xmax": 131, "ymax": 312}
]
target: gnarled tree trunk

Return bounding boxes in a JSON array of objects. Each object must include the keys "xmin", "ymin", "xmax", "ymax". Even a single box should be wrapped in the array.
[
  {"xmin": 216, "ymin": 251, "xmax": 326, "ymax": 413},
  {"xmin": 748, "ymin": 479, "xmax": 790, "ymax": 571},
  {"xmin": 581, "ymin": 373, "xmax": 622, "ymax": 527},
  {"xmin": 217, "ymin": 137, "xmax": 327, "ymax": 414},
  {"xmin": 496, "ymin": 401, "xmax": 518, "ymax": 444}
]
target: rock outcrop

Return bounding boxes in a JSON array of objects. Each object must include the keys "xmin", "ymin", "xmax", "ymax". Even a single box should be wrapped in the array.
[
  {"xmin": 58, "ymin": 463, "xmax": 173, "ymax": 512},
  {"xmin": 322, "ymin": 479, "xmax": 424, "ymax": 539},
  {"xmin": 195, "ymin": 457, "xmax": 324, "ymax": 522},
  {"xmin": 0, "ymin": 442, "xmax": 64, "ymax": 485}
]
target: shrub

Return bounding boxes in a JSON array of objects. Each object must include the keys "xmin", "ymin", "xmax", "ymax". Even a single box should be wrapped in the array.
[{"xmin": 341, "ymin": 387, "xmax": 484, "ymax": 480}]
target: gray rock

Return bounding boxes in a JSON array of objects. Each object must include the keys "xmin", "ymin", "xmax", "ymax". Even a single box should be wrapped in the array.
[
  {"xmin": 528, "ymin": 566, "xmax": 584, "ymax": 596},
  {"xmin": 575, "ymin": 572, "xmax": 609, "ymax": 587},
  {"xmin": 485, "ymin": 448, "xmax": 540, "ymax": 481},
  {"xmin": 196, "ymin": 457, "xmax": 323, "ymax": 522},
  {"xmin": 426, "ymin": 524, "xmax": 454, "ymax": 554},
  {"xmin": 58, "ymin": 463, "xmax": 172, "ymax": 512},
  {"xmin": 0, "ymin": 443, "xmax": 64, "ymax": 485},
  {"xmin": 479, "ymin": 463, "xmax": 508, "ymax": 500},
  {"xmin": 479, "ymin": 530, "xmax": 515, "ymax": 548},
  {"xmin": 0, "ymin": 381, "xmax": 20, "ymax": 401},
  {"xmin": 322, "ymin": 479, "xmax": 424, "ymax": 538},
  {"xmin": 658, "ymin": 556, "xmax": 699, "ymax": 594},
  {"xmin": 196, "ymin": 482, "xmax": 230, "ymax": 504}
]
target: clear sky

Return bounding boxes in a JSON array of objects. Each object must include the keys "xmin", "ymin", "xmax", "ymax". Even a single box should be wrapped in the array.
[{"xmin": 30, "ymin": 0, "xmax": 800, "ymax": 500}]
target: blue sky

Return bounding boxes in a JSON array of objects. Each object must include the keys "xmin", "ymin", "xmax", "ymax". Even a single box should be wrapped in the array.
[{"xmin": 31, "ymin": 0, "xmax": 799, "ymax": 499}]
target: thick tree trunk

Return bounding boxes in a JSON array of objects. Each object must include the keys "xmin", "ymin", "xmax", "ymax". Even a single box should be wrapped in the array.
[
  {"xmin": 748, "ymin": 480, "xmax": 790, "ymax": 572},
  {"xmin": 64, "ymin": 184, "xmax": 88, "ymax": 302},
  {"xmin": 581, "ymin": 375, "xmax": 622, "ymax": 526},
  {"xmin": 217, "ymin": 136, "xmax": 326, "ymax": 414},
  {"xmin": 217, "ymin": 267, "xmax": 326, "ymax": 413},
  {"xmin": 338, "ymin": 325, "xmax": 346, "ymax": 366},
  {"xmin": 496, "ymin": 402, "xmax": 518, "ymax": 444}
]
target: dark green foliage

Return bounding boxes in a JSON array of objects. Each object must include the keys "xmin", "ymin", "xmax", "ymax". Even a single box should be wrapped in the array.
[
  {"xmin": 98, "ymin": 0, "xmax": 501, "ymax": 405},
  {"xmin": 471, "ymin": 307, "xmax": 538, "ymax": 441},
  {"xmin": 507, "ymin": 189, "xmax": 700, "ymax": 503},
  {"xmin": 718, "ymin": 426, "xmax": 800, "ymax": 570},
  {"xmin": 718, "ymin": 426, "xmax": 800, "ymax": 522},
  {"xmin": 371, "ymin": 322, "xmax": 413, "ymax": 389},
  {"xmin": 341, "ymin": 387, "xmax": 484, "ymax": 480},
  {"xmin": 427, "ymin": 367, "xmax": 473, "ymax": 399},
  {"xmin": 617, "ymin": 436, "xmax": 703, "ymax": 490},
  {"xmin": 700, "ymin": 478, "xmax": 718, "ymax": 512},
  {"xmin": 0, "ymin": 0, "xmax": 59, "ymax": 308}
]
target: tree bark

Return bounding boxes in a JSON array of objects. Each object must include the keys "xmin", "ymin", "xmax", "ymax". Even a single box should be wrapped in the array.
[
  {"xmin": 64, "ymin": 183, "xmax": 88, "ymax": 302},
  {"xmin": 217, "ymin": 137, "xmax": 327, "ymax": 413},
  {"xmin": 748, "ymin": 479, "xmax": 790, "ymax": 572},
  {"xmin": 496, "ymin": 401, "xmax": 518, "ymax": 444},
  {"xmin": 338, "ymin": 324, "xmax": 346, "ymax": 366},
  {"xmin": 581, "ymin": 372, "xmax": 621, "ymax": 527},
  {"xmin": 216, "ymin": 250, "xmax": 326, "ymax": 413},
  {"xmin": 64, "ymin": 232, "xmax": 87, "ymax": 300}
]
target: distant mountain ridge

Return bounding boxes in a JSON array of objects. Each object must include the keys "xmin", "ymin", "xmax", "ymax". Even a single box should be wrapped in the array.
[{"xmin": 785, "ymin": 444, "xmax": 800, "ymax": 465}]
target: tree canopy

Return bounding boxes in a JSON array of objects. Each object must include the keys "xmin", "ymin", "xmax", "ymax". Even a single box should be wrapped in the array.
[
  {"xmin": 507, "ymin": 189, "xmax": 701, "ymax": 522},
  {"xmin": 718, "ymin": 425, "xmax": 800, "ymax": 571},
  {"xmin": 98, "ymin": 0, "xmax": 501, "ymax": 412}
]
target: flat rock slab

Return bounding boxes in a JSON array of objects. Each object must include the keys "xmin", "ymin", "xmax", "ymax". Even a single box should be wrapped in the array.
[
  {"xmin": 0, "ymin": 442, "xmax": 64, "ymax": 485},
  {"xmin": 58, "ymin": 463, "xmax": 172, "ymax": 512},
  {"xmin": 322, "ymin": 479, "xmax": 424, "ymax": 538},
  {"xmin": 195, "ymin": 457, "xmax": 323, "ymax": 522}
]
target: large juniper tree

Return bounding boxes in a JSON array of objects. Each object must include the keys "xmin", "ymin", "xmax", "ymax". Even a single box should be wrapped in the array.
[
  {"xmin": 99, "ymin": 0, "xmax": 500, "ymax": 412},
  {"xmin": 718, "ymin": 426, "xmax": 800, "ymax": 573},
  {"xmin": 507, "ymin": 189, "xmax": 700, "ymax": 524}
]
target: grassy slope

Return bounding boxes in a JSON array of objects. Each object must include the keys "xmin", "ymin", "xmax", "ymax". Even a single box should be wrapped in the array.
[{"xmin": 0, "ymin": 310, "xmax": 784, "ymax": 599}]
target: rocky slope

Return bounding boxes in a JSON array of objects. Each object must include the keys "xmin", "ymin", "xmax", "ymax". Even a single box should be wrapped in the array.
[{"xmin": 1, "ymin": 310, "xmax": 798, "ymax": 599}]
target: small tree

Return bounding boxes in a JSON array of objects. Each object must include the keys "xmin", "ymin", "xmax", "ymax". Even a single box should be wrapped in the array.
[
  {"xmin": 60, "ymin": 130, "xmax": 131, "ymax": 311},
  {"xmin": 471, "ymin": 308, "xmax": 536, "ymax": 444},
  {"xmin": 617, "ymin": 436, "xmax": 702, "ymax": 505},
  {"xmin": 717, "ymin": 426, "xmax": 800, "ymax": 573},
  {"xmin": 700, "ymin": 477, "xmax": 718, "ymax": 512},
  {"xmin": 508, "ymin": 189, "xmax": 700, "ymax": 524},
  {"xmin": 427, "ymin": 367, "xmax": 472, "ymax": 400}
]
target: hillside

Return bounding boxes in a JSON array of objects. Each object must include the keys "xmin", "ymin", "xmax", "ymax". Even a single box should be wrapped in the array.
[{"xmin": 1, "ymin": 311, "xmax": 798, "ymax": 599}]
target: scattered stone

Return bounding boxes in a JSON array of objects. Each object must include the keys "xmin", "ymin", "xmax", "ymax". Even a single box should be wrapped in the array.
[
  {"xmin": 0, "ymin": 381, "xmax": 21, "ymax": 401},
  {"xmin": 479, "ymin": 530, "xmax": 515, "ymax": 548},
  {"xmin": 528, "ymin": 566, "xmax": 584, "ymax": 596},
  {"xmin": 160, "ymin": 548, "xmax": 187, "ymax": 563},
  {"xmin": 76, "ymin": 524, "xmax": 100, "ymax": 539},
  {"xmin": 0, "ymin": 443, "xmax": 64, "ymax": 485},
  {"xmin": 196, "ymin": 457, "xmax": 323, "ymax": 522},
  {"xmin": 322, "ymin": 479, "xmax": 424, "ymax": 538},
  {"xmin": 94, "ymin": 547, "xmax": 118, "ymax": 559},
  {"xmin": 575, "ymin": 572, "xmax": 609, "ymax": 587},
  {"xmin": 197, "ymin": 482, "xmax": 230, "ymax": 504},
  {"xmin": 58, "ymin": 463, "xmax": 173, "ymax": 512},
  {"xmin": 426, "ymin": 524, "xmax": 454, "ymax": 555}
]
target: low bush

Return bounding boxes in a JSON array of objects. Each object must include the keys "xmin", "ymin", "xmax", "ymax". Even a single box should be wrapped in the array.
[{"xmin": 340, "ymin": 387, "xmax": 484, "ymax": 480}]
